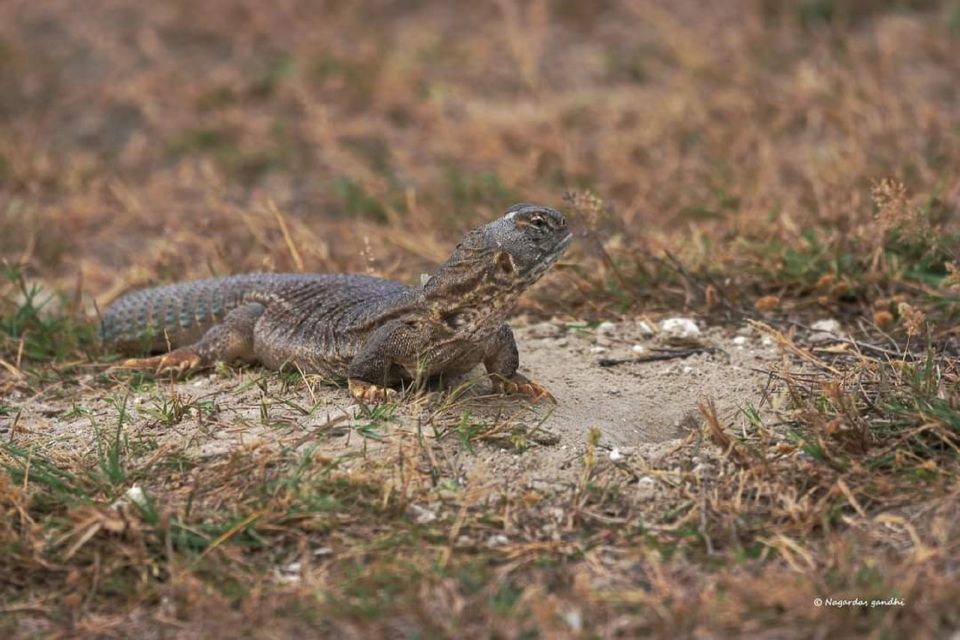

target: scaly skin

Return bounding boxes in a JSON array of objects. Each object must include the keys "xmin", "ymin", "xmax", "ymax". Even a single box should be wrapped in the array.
[{"xmin": 101, "ymin": 204, "xmax": 571, "ymax": 402}]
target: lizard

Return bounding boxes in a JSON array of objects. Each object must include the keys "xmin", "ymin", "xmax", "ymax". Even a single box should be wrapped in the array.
[{"xmin": 100, "ymin": 203, "xmax": 572, "ymax": 402}]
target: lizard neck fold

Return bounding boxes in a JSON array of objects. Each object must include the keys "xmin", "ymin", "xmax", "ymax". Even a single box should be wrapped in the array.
[{"xmin": 420, "ymin": 236, "xmax": 524, "ymax": 322}]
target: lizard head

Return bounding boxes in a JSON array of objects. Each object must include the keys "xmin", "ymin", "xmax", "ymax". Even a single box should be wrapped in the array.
[
  {"xmin": 424, "ymin": 203, "xmax": 571, "ymax": 304},
  {"xmin": 483, "ymin": 203, "xmax": 572, "ymax": 287}
]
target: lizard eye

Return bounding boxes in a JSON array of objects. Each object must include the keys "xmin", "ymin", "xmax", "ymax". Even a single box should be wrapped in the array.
[{"xmin": 529, "ymin": 215, "xmax": 546, "ymax": 229}]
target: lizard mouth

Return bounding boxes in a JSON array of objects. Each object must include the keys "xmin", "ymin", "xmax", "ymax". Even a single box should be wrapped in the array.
[
  {"xmin": 546, "ymin": 233, "xmax": 572, "ymax": 263},
  {"xmin": 522, "ymin": 232, "xmax": 572, "ymax": 282}
]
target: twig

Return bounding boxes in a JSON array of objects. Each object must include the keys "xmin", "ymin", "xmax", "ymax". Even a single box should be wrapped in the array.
[
  {"xmin": 598, "ymin": 347, "xmax": 723, "ymax": 367},
  {"xmin": 783, "ymin": 320, "xmax": 920, "ymax": 360},
  {"xmin": 268, "ymin": 200, "xmax": 305, "ymax": 272},
  {"xmin": 749, "ymin": 320, "xmax": 842, "ymax": 375},
  {"xmin": 747, "ymin": 368, "xmax": 827, "ymax": 385},
  {"xmin": 196, "ymin": 510, "xmax": 266, "ymax": 561},
  {"xmin": 0, "ymin": 356, "xmax": 24, "ymax": 379}
]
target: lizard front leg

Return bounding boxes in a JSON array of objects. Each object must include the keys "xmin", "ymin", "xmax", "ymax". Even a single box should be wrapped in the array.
[
  {"xmin": 347, "ymin": 320, "xmax": 421, "ymax": 403},
  {"xmin": 484, "ymin": 323, "xmax": 555, "ymax": 403},
  {"xmin": 120, "ymin": 303, "xmax": 264, "ymax": 375}
]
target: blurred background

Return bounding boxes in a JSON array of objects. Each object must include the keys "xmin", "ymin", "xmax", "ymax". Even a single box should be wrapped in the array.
[{"xmin": 1, "ymin": 0, "xmax": 958, "ymax": 321}]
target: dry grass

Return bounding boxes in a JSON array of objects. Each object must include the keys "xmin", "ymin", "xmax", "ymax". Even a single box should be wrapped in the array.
[{"xmin": 1, "ymin": 0, "xmax": 960, "ymax": 637}]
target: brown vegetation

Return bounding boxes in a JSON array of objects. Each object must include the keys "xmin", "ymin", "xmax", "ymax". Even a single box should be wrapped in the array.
[{"xmin": 1, "ymin": 0, "xmax": 959, "ymax": 637}]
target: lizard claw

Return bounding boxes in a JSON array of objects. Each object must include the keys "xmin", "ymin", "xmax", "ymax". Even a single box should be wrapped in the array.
[
  {"xmin": 120, "ymin": 349, "xmax": 203, "ymax": 376},
  {"xmin": 348, "ymin": 379, "xmax": 399, "ymax": 404},
  {"xmin": 490, "ymin": 373, "xmax": 556, "ymax": 403}
]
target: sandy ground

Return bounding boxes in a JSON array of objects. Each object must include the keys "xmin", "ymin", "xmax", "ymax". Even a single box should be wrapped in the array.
[{"xmin": 3, "ymin": 318, "xmax": 786, "ymax": 486}]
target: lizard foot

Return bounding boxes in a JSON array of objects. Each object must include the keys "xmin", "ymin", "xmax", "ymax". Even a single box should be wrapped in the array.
[
  {"xmin": 490, "ymin": 373, "xmax": 556, "ymax": 403},
  {"xmin": 120, "ymin": 348, "xmax": 203, "ymax": 376},
  {"xmin": 348, "ymin": 379, "xmax": 399, "ymax": 404}
]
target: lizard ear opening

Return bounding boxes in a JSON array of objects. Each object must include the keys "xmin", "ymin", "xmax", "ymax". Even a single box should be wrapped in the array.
[{"xmin": 495, "ymin": 251, "xmax": 516, "ymax": 275}]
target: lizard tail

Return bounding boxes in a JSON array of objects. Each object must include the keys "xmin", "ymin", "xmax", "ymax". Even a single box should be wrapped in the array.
[{"xmin": 99, "ymin": 274, "xmax": 278, "ymax": 353}]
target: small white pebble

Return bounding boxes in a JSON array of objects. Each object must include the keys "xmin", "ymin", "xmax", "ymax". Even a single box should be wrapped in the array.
[
  {"xmin": 487, "ymin": 534, "xmax": 510, "ymax": 547},
  {"xmin": 632, "ymin": 344, "xmax": 646, "ymax": 353},
  {"xmin": 125, "ymin": 486, "xmax": 147, "ymax": 508},
  {"xmin": 408, "ymin": 504, "xmax": 437, "ymax": 524},
  {"xmin": 609, "ymin": 448, "xmax": 623, "ymax": 462},
  {"xmin": 590, "ymin": 346, "xmax": 608, "ymax": 354},
  {"xmin": 637, "ymin": 320, "xmax": 656, "ymax": 336},
  {"xmin": 638, "ymin": 476, "xmax": 655, "ymax": 488},
  {"xmin": 276, "ymin": 562, "xmax": 302, "ymax": 584},
  {"xmin": 732, "ymin": 336, "xmax": 748, "ymax": 346},
  {"xmin": 761, "ymin": 336, "xmax": 774, "ymax": 346},
  {"xmin": 597, "ymin": 321, "xmax": 617, "ymax": 334},
  {"xmin": 564, "ymin": 610, "xmax": 583, "ymax": 632},
  {"xmin": 811, "ymin": 319, "xmax": 842, "ymax": 334},
  {"xmin": 660, "ymin": 317, "xmax": 701, "ymax": 338},
  {"xmin": 682, "ymin": 366, "xmax": 693, "ymax": 374}
]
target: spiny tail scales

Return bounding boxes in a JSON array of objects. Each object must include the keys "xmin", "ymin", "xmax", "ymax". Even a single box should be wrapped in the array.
[{"xmin": 100, "ymin": 274, "xmax": 297, "ymax": 352}]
